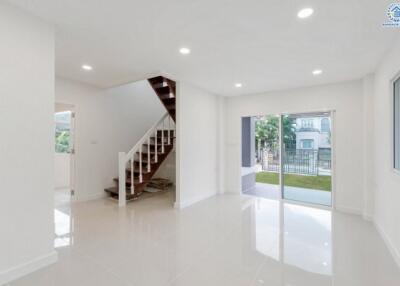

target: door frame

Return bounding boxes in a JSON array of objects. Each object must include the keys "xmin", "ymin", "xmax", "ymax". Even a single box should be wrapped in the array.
[
  {"xmin": 241, "ymin": 109, "xmax": 336, "ymax": 211},
  {"xmin": 55, "ymin": 102, "xmax": 76, "ymax": 200}
]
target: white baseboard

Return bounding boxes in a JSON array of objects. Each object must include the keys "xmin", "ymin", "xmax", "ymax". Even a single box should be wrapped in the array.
[
  {"xmin": 373, "ymin": 219, "xmax": 400, "ymax": 269},
  {"xmin": 75, "ymin": 192, "xmax": 107, "ymax": 202},
  {"xmin": 335, "ymin": 205, "xmax": 362, "ymax": 216},
  {"xmin": 335, "ymin": 205, "xmax": 375, "ymax": 223},
  {"xmin": 0, "ymin": 251, "xmax": 57, "ymax": 285},
  {"xmin": 174, "ymin": 192, "xmax": 216, "ymax": 209}
]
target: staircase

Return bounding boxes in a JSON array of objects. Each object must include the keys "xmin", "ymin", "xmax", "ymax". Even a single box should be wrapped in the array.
[
  {"xmin": 148, "ymin": 76, "xmax": 176, "ymax": 121},
  {"xmin": 104, "ymin": 76, "xmax": 176, "ymax": 205}
]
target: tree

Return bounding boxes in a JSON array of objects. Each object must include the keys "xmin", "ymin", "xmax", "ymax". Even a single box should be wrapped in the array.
[
  {"xmin": 255, "ymin": 116, "xmax": 278, "ymax": 149},
  {"xmin": 282, "ymin": 116, "xmax": 296, "ymax": 149},
  {"xmin": 255, "ymin": 116, "xmax": 296, "ymax": 150},
  {"xmin": 55, "ymin": 131, "xmax": 70, "ymax": 153}
]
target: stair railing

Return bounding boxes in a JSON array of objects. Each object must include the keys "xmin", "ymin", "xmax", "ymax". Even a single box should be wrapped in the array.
[{"xmin": 118, "ymin": 112, "xmax": 174, "ymax": 206}]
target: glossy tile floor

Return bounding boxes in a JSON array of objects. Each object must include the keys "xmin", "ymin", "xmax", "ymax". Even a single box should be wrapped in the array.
[{"xmin": 10, "ymin": 191, "xmax": 400, "ymax": 286}]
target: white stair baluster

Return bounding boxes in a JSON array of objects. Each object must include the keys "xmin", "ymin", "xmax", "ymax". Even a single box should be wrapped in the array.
[
  {"xmin": 147, "ymin": 138, "xmax": 151, "ymax": 172},
  {"xmin": 162, "ymin": 121, "xmax": 165, "ymax": 153},
  {"xmin": 154, "ymin": 130, "xmax": 158, "ymax": 163},
  {"xmin": 139, "ymin": 146, "xmax": 143, "ymax": 183},
  {"xmin": 130, "ymin": 156, "xmax": 134, "ymax": 194},
  {"xmin": 168, "ymin": 116, "xmax": 171, "ymax": 145}
]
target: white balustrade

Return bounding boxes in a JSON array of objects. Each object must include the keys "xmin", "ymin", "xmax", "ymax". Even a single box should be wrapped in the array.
[{"xmin": 118, "ymin": 113, "xmax": 173, "ymax": 206}]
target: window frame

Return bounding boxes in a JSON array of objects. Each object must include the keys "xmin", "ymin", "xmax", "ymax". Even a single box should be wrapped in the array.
[{"xmin": 300, "ymin": 139, "xmax": 314, "ymax": 149}]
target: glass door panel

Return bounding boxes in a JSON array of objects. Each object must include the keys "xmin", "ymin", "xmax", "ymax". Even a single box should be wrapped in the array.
[{"xmin": 282, "ymin": 113, "xmax": 332, "ymax": 206}]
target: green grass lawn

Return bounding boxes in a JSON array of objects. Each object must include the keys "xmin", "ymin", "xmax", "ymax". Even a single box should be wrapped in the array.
[{"xmin": 256, "ymin": 172, "xmax": 331, "ymax": 192}]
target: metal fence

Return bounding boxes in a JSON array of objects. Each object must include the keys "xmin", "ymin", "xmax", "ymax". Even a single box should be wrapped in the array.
[{"xmin": 259, "ymin": 147, "xmax": 331, "ymax": 176}]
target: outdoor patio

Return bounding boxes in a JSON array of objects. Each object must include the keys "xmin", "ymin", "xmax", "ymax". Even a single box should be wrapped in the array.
[{"xmin": 243, "ymin": 182, "xmax": 331, "ymax": 206}]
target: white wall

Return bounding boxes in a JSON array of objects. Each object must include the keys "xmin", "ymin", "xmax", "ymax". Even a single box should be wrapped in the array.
[
  {"xmin": 223, "ymin": 80, "xmax": 365, "ymax": 214},
  {"xmin": 54, "ymin": 153, "xmax": 70, "ymax": 189},
  {"xmin": 371, "ymin": 36, "xmax": 400, "ymax": 267},
  {"xmin": 176, "ymin": 82, "xmax": 221, "ymax": 208},
  {"xmin": 0, "ymin": 2, "xmax": 56, "ymax": 284},
  {"xmin": 154, "ymin": 149, "xmax": 176, "ymax": 185},
  {"xmin": 55, "ymin": 78, "xmax": 165, "ymax": 201}
]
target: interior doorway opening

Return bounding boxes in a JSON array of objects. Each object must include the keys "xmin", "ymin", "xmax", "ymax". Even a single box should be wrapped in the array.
[
  {"xmin": 54, "ymin": 103, "xmax": 75, "ymax": 208},
  {"xmin": 54, "ymin": 103, "xmax": 75, "ymax": 249},
  {"xmin": 241, "ymin": 111, "xmax": 333, "ymax": 207}
]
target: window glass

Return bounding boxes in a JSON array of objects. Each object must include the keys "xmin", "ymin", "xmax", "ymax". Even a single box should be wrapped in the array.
[
  {"xmin": 321, "ymin": 118, "xmax": 330, "ymax": 133},
  {"xmin": 301, "ymin": 139, "xmax": 314, "ymax": 149}
]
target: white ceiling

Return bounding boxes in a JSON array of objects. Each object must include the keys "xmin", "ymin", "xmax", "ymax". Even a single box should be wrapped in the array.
[{"xmin": 7, "ymin": 0, "xmax": 399, "ymax": 95}]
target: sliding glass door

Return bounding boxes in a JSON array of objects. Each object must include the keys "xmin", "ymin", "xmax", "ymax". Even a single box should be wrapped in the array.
[{"xmin": 281, "ymin": 112, "xmax": 332, "ymax": 206}]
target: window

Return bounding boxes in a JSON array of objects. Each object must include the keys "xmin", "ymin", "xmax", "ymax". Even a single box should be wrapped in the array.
[
  {"xmin": 301, "ymin": 119, "xmax": 314, "ymax": 128},
  {"xmin": 55, "ymin": 111, "xmax": 72, "ymax": 153},
  {"xmin": 301, "ymin": 139, "xmax": 314, "ymax": 149},
  {"xmin": 321, "ymin": 118, "xmax": 330, "ymax": 132},
  {"xmin": 395, "ymin": 78, "xmax": 400, "ymax": 170}
]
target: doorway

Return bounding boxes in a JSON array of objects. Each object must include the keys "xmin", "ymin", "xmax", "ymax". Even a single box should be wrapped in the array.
[
  {"xmin": 241, "ymin": 111, "xmax": 334, "ymax": 207},
  {"xmin": 54, "ymin": 103, "xmax": 75, "ymax": 207}
]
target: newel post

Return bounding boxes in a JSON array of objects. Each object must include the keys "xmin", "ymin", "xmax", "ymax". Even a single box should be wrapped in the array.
[{"xmin": 118, "ymin": 152, "xmax": 126, "ymax": 207}]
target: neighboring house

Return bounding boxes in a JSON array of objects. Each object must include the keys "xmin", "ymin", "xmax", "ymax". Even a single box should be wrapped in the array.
[{"xmin": 295, "ymin": 117, "xmax": 331, "ymax": 150}]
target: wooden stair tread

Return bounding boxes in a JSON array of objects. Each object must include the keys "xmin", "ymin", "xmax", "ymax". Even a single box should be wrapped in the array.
[
  {"xmin": 155, "ymin": 86, "xmax": 173, "ymax": 95},
  {"xmin": 162, "ymin": 97, "xmax": 175, "ymax": 105},
  {"xmin": 126, "ymin": 166, "xmax": 151, "ymax": 173},
  {"xmin": 113, "ymin": 177, "xmax": 148, "ymax": 184},
  {"xmin": 135, "ymin": 157, "xmax": 156, "ymax": 164},
  {"xmin": 105, "ymin": 186, "xmax": 167, "ymax": 201},
  {"xmin": 148, "ymin": 76, "xmax": 176, "ymax": 124},
  {"xmin": 148, "ymin": 76, "xmax": 164, "ymax": 85}
]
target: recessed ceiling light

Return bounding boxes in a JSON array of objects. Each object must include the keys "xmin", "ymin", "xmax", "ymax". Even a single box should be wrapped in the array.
[
  {"xmin": 312, "ymin": 69, "xmax": 323, "ymax": 75},
  {"xmin": 82, "ymin": 64, "xmax": 93, "ymax": 71},
  {"xmin": 297, "ymin": 8, "xmax": 314, "ymax": 19},
  {"xmin": 235, "ymin": 83, "xmax": 243, "ymax": 88},
  {"xmin": 179, "ymin": 47, "xmax": 191, "ymax": 55}
]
